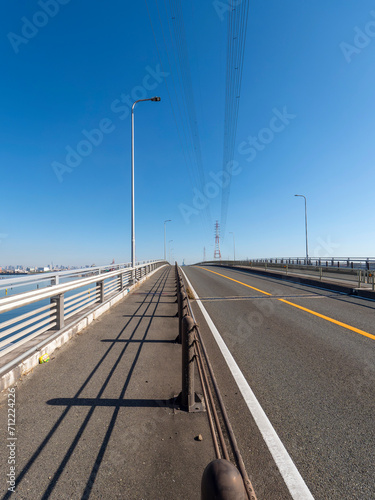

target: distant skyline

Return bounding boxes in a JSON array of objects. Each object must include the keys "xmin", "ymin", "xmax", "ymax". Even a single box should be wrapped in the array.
[{"xmin": 1, "ymin": 1, "xmax": 375, "ymax": 266}]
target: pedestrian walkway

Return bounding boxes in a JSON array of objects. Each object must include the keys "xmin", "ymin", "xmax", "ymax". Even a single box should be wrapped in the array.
[{"xmin": 0, "ymin": 266, "xmax": 214, "ymax": 499}]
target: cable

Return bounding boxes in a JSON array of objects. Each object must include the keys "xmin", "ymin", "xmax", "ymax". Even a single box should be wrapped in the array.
[{"xmin": 220, "ymin": 0, "xmax": 250, "ymax": 235}]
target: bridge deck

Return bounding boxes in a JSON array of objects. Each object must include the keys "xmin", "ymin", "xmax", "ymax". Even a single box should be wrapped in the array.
[{"xmin": 0, "ymin": 266, "xmax": 213, "ymax": 499}]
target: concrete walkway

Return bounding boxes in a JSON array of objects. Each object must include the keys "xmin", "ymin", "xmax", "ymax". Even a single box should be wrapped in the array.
[{"xmin": 0, "ymin": 266, "xmax": 214, "ymax": 499}]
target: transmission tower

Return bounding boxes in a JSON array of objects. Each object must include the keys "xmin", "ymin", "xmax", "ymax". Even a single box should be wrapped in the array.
[{"xmin": 214, "ymin": 221, "xmax": 222, "ymax": 260}]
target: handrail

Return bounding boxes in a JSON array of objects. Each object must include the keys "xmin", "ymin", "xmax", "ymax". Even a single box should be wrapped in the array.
[
  {"xmin": 0, "ymin": 260, "xmax": 158, "ymax": 291},
  {"xmin": 0, "ymin": 260, "xmax": 165, "ymax": 361},
  {"xmin": 0, "ymin": 262, "xmax": 153, "ymax": 314},
  {"xmin": 199, "ymin": 257, "xmax": 375, "ymax": 270}
]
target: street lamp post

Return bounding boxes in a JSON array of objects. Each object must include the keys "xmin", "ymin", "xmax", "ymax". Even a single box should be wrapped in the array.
[
  {"xmin": 229, "ymin": 231, "xmax": 236, "ymax": 262},
  {"xmin": 164, "ymin": 219, "xmax": 171, "ymax": 261},
  {"xmin": 131, "ymin": 97, "xmax": 161, "ymax": 274},
  {"xmin": 168, "ymin": 240, "xmax": 173, "ymax": 264},
  {"xmin": 294, "ymin": 194, "xmax": 309, "ymax": 264}
]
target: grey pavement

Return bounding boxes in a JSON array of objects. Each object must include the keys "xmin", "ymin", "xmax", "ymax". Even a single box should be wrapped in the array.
[{"xmin": 0, "ymin": 266, "xmax": 214, "ymax": 500}]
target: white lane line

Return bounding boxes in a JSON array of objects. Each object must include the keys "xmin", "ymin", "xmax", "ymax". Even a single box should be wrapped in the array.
[{"xmin": 181, "ymin": 268, "xmax": 315, "ymax": 500}]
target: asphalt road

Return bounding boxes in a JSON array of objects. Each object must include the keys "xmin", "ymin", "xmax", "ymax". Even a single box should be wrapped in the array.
[{"xmin": 183, "ymin": 265, "xmax": 375, "ymax": 500}]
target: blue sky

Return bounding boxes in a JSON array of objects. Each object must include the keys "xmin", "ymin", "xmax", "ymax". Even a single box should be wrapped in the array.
[{"xmin": 1, "ymin": 0, "xmax": 375, "ymax": 267}]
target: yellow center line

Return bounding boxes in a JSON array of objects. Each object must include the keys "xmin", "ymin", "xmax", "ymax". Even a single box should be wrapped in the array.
[
  {"xmin": 199, "ymin": 267, "xmax": 272, "ymax": 296},
  {"xmin": 278, "ymin": 299, "xmax": 375, "ymax": 340},
  {"xmin": 198, "ymin": 266, "xmax": 375, "ymax": 341}
]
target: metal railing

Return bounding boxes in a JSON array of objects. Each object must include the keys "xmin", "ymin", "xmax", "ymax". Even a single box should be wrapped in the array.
[
  {"xmin": 0, "ymin": 260, "xmax": 164, "ymax": 361},
  {"xmin": 175, "ymin": 264, "xmax": 257, "ymax": 500},
  {"xmin": 199, "ymin": 259, "xmax": 375, "ymax": 290},
  {"xmin": 219, "ymin": 257, "xmax": 375, "ymax": 269},
  {"xmin": 0, "ymin": 260, "xmax": 157, "ymax": 296}
]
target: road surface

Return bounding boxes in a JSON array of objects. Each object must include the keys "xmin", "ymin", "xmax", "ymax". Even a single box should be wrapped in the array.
[{"xmin": 184, "ymin": 265, "xmax": 375, "ymax": 500}]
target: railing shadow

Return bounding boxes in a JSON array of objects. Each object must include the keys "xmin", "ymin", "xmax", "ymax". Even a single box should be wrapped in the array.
[
  {"xmin": 2, "ymin": 267, "xmax": 172, "ymax": 500},
  {"xmin": 47, "ymin": 397, "xmax": 177, "ymax": 409}
]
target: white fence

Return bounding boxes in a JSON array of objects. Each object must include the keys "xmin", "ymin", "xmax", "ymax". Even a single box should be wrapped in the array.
[{"xmin": 0, "ymin": 260, "xmax": 164, "ymax": 362}]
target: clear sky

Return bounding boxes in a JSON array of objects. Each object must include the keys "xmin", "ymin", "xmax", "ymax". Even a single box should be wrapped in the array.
[{"xmin": 1, "ymin": 0, "xmax": 375, "ymax": 267}]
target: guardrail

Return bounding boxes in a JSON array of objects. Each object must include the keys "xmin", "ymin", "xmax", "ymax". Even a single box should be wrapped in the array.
[
  {"xmin": 175, "ymin": 264, "xmax": 257, "ymax": 500},
  {"xmin": 0, "ymin": 260, "xmax": 157, "ymax": 296},
  {"xmin": 199, "ymin": 257, "xmax": 375, "ymax": 269},
  {"xmin": 199, "ymin": 260, "xmax": 375, "ymax": 289},
  {"xmin": 0, "ymin": 260, "xmax": 164, "ymax": 362}
]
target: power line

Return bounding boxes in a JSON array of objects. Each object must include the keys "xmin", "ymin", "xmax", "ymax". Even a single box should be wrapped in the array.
[
  {"xmin": 145, "ymin": 0, "xmax": 212, "ymax": 234},
  {"xmin": 220, "ymin": 0, "xmax": 249, "ymax": 235}
]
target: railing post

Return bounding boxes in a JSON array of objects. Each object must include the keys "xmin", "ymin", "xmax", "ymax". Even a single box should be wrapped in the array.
[
  {"xmin": 51, "ymin": 293, "xmax": 64, "ymax": 330},
  {"xmin": 97, "ymin": 280, "xmax": 104, "ymax": 302},
  {"xmin": 320, "ymin": 267, "xmax": 322, "ymax": 281},
  {"xmin": 181, "ymin": 315, "xmax": 196, "ymax": 411},
  {"xmin": 358, "ymin": 270, "xmax": 361, "ymax": 288},
  {"xmin": 178, "ymin": 290, "xmax": 188, "ymax": 344},
  {"xmin": 119, "ymin": 273, "xmax": 123, "ymax": 291}
]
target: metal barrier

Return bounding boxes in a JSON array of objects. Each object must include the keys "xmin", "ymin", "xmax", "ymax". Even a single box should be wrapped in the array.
[
  {"xmin": 200, "ymin": 260, "xmax": 375, "ymax": 290},
  {"xmin": 175, "ymin": 264, "xmax": 202, "ymax": 412},
  {"xmin": 0, "ymin": 260, "xmax": 158, "ymax": 296},
  {"xmin": 0, "ymin": 260, "xmax": 164, "ymax": 362},
  {"xmin": 199, "ymin": 257, "xmax": 375, "ymax": 270},
  {"xmin": 175, "ymin": 264, "xmax": 257, "ymax": 500}
]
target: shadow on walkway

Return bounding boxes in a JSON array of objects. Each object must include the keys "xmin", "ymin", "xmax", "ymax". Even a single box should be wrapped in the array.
[{"xmin": 1, "ymin": 267, "xmax": 212, "ymax": 500}]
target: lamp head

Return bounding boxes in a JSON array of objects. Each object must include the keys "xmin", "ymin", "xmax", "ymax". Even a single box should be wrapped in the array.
[{"xmin": 151, "ymin": 96, "xmax": 161, "ymax": 102}]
